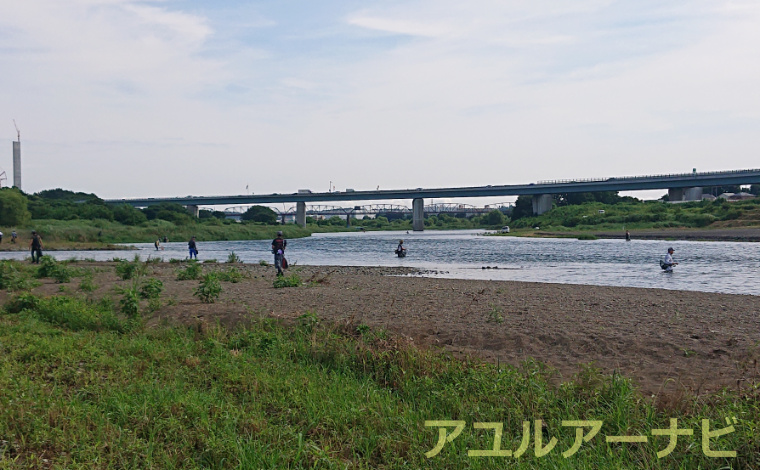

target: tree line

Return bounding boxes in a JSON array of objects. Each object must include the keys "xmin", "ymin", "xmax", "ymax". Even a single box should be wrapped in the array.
[{"xmin": 0, "ymin": 188, "xmax": 282, "ymax": 227}]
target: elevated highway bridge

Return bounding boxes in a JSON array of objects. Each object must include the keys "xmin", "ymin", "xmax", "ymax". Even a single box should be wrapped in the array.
[{"xmin": 106, "ymin": 168, "xmax": 760, "ymax": 231}]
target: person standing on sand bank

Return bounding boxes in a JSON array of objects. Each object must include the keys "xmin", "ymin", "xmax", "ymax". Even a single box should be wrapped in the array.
[
  {"xmin": 625, "ymin": 230, "xmax": 631, "ymax": 241},
  {"xmin": 11, "ymin": 230, "xmax": 17, "ymax": 243},
  {"xmin": 271, "ymin": 231, "xmax": 287, "ymax": 276},
  {"xmin": 155, "ymin": 238, "xmax": 160, "ymax": 250},
  {"xmin": 30, "ymin": 231, "xmax": 43, "ymax": 263},
  {"xmin": 188, "ymin": 236, "xmax": 198, "ymax": 260}
]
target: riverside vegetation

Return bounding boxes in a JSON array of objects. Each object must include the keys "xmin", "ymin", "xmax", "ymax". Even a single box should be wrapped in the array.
[
  {"xmin": 0, "ymin": 259, "xmax": 757, "ymax": 468},
  {"xmin": 503, "ymin": 189, "xmax": 760, "ymax": 234},
  {"xmin": 0, "ymin": 187, "xmax": 509, "ymax": 249},
  {"xmin": 3, "ymin": 187, "xmax": 760, "ymax": 249}
]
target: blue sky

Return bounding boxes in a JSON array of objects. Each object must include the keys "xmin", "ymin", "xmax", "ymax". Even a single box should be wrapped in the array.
[{"xmin": 1, "ymin": 0, "xmax": 759, "ymax": 204}]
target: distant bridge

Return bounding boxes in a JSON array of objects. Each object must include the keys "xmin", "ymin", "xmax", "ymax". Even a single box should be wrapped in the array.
[
  {"xmin": 221, "ymin": 202, "xmax": 513, "ymax": 223},
  {"xmin": 105, "ymin": 168, "xmax": 760, "ymax": 231}
]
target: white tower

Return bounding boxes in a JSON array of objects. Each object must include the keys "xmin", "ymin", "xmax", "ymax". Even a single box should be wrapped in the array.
[{"xmin": 12, "ymin": 120, "xmax": 21, "ymax": 190}]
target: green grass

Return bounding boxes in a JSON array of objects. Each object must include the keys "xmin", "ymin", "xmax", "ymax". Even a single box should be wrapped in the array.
[
  {"xmin": 5, "ymin": 219, "xmax": 312, "ymax": 245},
  {"xmin": 0, "ymin": 291, "xmax": 757, "ymax": 469}
]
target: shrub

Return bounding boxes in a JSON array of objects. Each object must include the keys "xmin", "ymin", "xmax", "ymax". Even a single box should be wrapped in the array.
[
  {"xmin": 35, "ymin": 256, "xmax": 72, "ymax": 283},
  {"xmin": 0, "ymin": 261, "xmax": 37, "ymax": 291},
  {"xmin": 119, "ymin": 286, "xmax": 141, "ymax": 318},
  {"xmin": 226, "ymin": 251, "xmax": 242, "ymax": 263},
  {"xmin": 6, "ymin": 293, "xmax": 131, "ymax": 332},
  {"xmin": 139, "ymin": 278, "xmax": 164, "ymax": 299},
  {"xmin": 273, "ymin": 273, "xmax": 301, "ymax": 289},
  {"xmin": 35, "ymin": 256, "xmax": 59, "ymax": 278},
  {"xmin": 218, "ymin": 267, "xmax": 244, "ymax": 283},
  {"xmin": 78, "ymin": 271, "xmax": 97, "ymax": 293},
  {"xmin": 176, "ymin": 261, "xmax": 202, "ymax": 280},
  {"xmin": 115, "ymin": 260, "xmax": 138, "ymax": 280},
  {"xmin": 52, "ymin": 265, "xmax": 72, "ymax": 283},
  {"xmin": 4, "ymin": 292, "xmax": 40, "ymax": 313},
  {"xmin": 194, "ymin": 273, "xmax": 222, "ymax": 303}
]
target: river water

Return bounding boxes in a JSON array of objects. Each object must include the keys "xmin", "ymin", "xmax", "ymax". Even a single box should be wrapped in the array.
[{"xmin": 3, "ymin": 230, "xmax": 759, "ymax": 296}]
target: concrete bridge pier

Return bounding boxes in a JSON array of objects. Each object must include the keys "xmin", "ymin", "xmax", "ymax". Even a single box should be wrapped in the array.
[
  {"xmin": 187, "ymin": 205, "xmax": 200, "ymax": 218},
  {"xmin": 531, "ymin": 194, "xmax": 553, "ymax": 215},
  {"xmin": 412, "ymin": 198, "xmax": 424, "ymax": 231},
  {"xmin": 346, "ymin": 213, "xmax": 351, "ymax": 227},
  {"xmin": 296, "ymin": 201, "xmax": 306, "ymax": 227},
  {"xmin": 668, "ymin": 187, "xmax": 702, "ymax": 202},
  {"xmin": 667, "ymin": 188, "xmax": 683, "ymax": 202}
]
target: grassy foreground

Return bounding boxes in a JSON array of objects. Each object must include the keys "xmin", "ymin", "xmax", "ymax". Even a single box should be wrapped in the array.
[
  {"xmin": 1, "ymin": 305, "xmax": 757, "ymax": 468},
  {"xmin": 0, "ymin": 260, "xmax": 757, "ymax": 469}
]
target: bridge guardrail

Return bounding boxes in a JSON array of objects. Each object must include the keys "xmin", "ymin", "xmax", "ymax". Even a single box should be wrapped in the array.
[{"xmin": 536, "ymin": 168, "xmax": 760, "ymax": 185}]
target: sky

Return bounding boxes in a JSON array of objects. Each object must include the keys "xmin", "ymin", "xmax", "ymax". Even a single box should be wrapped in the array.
[{"xmin": 2, "ymin": 0, "xmax": 759, "ymax": 207}]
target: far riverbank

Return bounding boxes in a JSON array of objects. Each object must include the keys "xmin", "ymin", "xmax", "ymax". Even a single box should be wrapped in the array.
[{"xmin": 504, "ymin": 226, "xmax": 760, "ymax": 242}]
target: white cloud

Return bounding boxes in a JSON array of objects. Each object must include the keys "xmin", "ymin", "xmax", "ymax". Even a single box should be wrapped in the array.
[
  {"xmin": 347, "ymin": 15, "xmax": 454, "ymax": 38},
  {"xmin": 1, "ymin": 0, "xmax": 758, "ymax": 200}
]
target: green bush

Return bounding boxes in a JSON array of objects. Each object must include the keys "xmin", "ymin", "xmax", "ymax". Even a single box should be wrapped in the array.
[
  {"xmin": 194, "ymin": 273, "xmax": 222, "ymax": 303},
  {"xmin": 139, "ymin": 278, "xmax": 164, "ymax": 299},
  {"xmin": 119, "ymin": 286, "xmax": 141, "ymax": 318},
  {"xmin": 226, "ymin": 251, "xmax": 242, "ymax": 263},
  {"xmin": 78, "ymin": 271, "xmax": 97, "ymax": 293},
  {"xmin": 6, "ymin": 293, "xmax": 131, "ymax": 332},
  {"xmin": 217, "ymin": 267, "xmax": 245, "ymax": 283},
  {"xmin": 176, "ymin": 261, "xmax": 202, "ymax": 280},
  {"xmin": 35, "ymin": 256, "xmax": 72, "ymax": 283},
  {"xmin": 35, "ymin": 256, "xmax": 59, "ymax": 278},
  {"xmin": 115, "ymin": 259, "xmax": 138, "ymax": 280},
  {"xmin": 273, "ymin": 273, "xmax": 301, "ymax": 289},
  {"xmin": 4, "ymin": 291, "xmax": 40, "ymax": 313},
  {"xmin": 0, "ymin": 261, "xmax": 37, "ymax": 291}
]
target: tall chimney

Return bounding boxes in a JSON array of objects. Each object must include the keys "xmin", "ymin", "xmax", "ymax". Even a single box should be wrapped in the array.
[
  {"xmin": 12, "ymin": 140, "xmax": 21, "ymax": 190},
  {"xmin": 12, "ymin": 120, "xmax": 21, "ymax": 190}
]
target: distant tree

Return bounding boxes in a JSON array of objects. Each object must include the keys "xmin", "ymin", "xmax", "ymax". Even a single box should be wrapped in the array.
[
  {"xmin": 198, "ymin": 209, "xmax": 226, "ymax": 220},
  {"xmin": 511, "ymin": 195, "xmax": 534, "ymax": 220},
  {"xmin": 78, "ymin": 203, "xmax": 114, "ymax": 221},
  {"xmin": 142, "ymin": 203, "xmax": 192, "ymax": 220},
  {"xmin": 36, "ymin": 188, "xmax": 102, "ymax": 203},
  {"xmin": 0, "ymin": 188, "xmax": 32, "ymax": 226},
  {"xmin": 554, "ymin": 191, "xmax": 622, "ymax": 206},
  {"xmin": 484, "ymin": 209, "xmax": 506, "ymax": 226},
  {"xmin": 241, "ymin": 205, "xmax": 278, "ymax": 224},
  {"xmin": 113, "ymin": 204, "xmax": 147, "ymax": 225}
]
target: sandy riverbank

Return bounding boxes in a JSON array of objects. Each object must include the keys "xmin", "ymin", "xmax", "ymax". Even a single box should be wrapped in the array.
[{"xmin": 8, "ymin": 262, "xmax": 759, "ymax": 397}]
